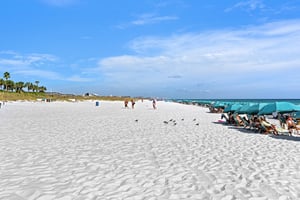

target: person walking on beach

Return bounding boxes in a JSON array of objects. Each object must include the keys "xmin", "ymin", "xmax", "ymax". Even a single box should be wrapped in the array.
[
  {"xmin": 131, "ymin": 99, "xmax": 135, "ymax": 109},
  {"xmin": 124, "ymin": 99, "xmax": 129, "ymax": 108},
  {"xmin": 152, "ymin": 99, "xmax": 157, "ymax": 109}
]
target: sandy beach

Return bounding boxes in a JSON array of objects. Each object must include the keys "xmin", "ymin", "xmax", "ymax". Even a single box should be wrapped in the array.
[{"xmin": 0, "ymin": 100, "xmax": 299, "ymax": 200}]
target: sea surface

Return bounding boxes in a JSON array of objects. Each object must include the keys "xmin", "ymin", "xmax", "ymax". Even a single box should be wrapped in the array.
[{"xmin": 170, "ymin": 99, "xmax": 300, "ymax": 105}]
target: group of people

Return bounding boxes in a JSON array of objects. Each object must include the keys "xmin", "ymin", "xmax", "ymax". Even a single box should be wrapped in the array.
[
  {"xmin": 221, "ymin": 112, "xmax": 300, "ymax": 136},
  {"xmin": 280, "ymin": 114, "xmax": 300, "ymax": 134},
  {"xmin": 124, "ymin": 99, "xmax": 157, "ymax": 110},
  {"xmin": 124, "ymin": 99, "xmax": 136, "ymax": 109}
]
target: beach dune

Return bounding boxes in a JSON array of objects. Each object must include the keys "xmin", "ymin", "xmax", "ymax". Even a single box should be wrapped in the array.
[{"xmin": 0, "ymin": 101, "xmax": 299, "ymax": 199}]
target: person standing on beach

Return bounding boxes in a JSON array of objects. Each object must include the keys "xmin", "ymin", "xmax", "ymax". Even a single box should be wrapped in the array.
[
  {"xmin": 131, "ymin": 99, "xmax": 135, "ymax": 109},
  {"xmin": 152, "ymin": 99, "xmax": 157, "ymax": 109},
  {"xmin": 124, "ymin": 99, "xmax": 129, "ymax": 108}
]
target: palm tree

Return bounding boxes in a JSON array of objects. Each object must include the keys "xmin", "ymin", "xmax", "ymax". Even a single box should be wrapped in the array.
[
  {"xmin": 0, "ymin": 78, "xmax": 4, "ymax": 90},
  {"xmin": 3, "ymin": 72, "xmax": 10, "ymax": 91},
  {"xmin": 15, "ymin": 81, "xmax": 25, "ymax": 93},
  {"xmin": 0, "ymin": 71, "xmax": 49, "ymax": 97},
  {"xmin": 5, "ymin": 80, "xmax": 14, "ymax": 92},
  {"xmin": 35, "ymin": 81, "xmax": 39, "ymax": 93},
  {"xmin": 38, "ymin": 86, "xmax": 47, "ymax": 93},
  {"xmin": 25, "ymin": 82, "xmax": 33, "ymax": 92}
]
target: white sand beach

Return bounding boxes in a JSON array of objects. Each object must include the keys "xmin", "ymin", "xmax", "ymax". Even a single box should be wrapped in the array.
[{"xmin": 0, "ymin": 100, "xmax": 299, "ymax": 200}]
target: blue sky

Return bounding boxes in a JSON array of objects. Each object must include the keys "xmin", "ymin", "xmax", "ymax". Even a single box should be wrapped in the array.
[{"xmin": 1, "ymin": 0, "xmax": 300, "ymax": 99}]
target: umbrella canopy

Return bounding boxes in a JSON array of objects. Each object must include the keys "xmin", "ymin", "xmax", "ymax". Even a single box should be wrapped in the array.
[
  {"xmin": 235, "ymin": 103, "xmax": 255, "ymax": 114},
  {"xmin": 244, "ymin": 103, "xmax": 268, "ymax": 115},
  {"xmin": 258, "ymin": 102, "xmax": 300, "ymax": 115},
  {"xmin": 212, "ymin": 101, "xmax": 226, "ymax": 108},
  {"xmin": 223, "ymin": 103, "xmax": 243, "ymax": 113}
]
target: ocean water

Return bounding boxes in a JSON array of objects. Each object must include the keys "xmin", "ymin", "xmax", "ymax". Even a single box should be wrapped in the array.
[{"xmin": 170, "ymin": 99, "xmax": 300, "ymax": 105}]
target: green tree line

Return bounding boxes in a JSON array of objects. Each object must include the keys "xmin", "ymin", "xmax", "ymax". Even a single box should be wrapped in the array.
[{"xmin": 0, "ymin": 72, "xmax": 47, "ymax": 93}]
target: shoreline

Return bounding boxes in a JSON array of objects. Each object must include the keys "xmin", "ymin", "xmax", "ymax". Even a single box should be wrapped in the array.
[{"xmin": 0, "ymin": 101, "xmax": 299, "ymax": 199}]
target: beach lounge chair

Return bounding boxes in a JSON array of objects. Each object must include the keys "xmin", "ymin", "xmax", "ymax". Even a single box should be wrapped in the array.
[
  {"xmin": 275, "ymin": 126, "xmax": 290, "ymax": 136},
  {"xmin": 221, "ymin": 113, "xmax": 229, "ymax": 123},
  {"xmin": 247, "ymin": 116, "xmax": 260, "ymax": 132},
  {"xmin": 240, "ymin": 116, "xmax": 251, "ymax": 129},
  {"xmin": 233, "ymin": 114, "xmax": 244, "ymax": 126},
  {"xmin": 278, "ymin": 115, "xmax": 287, "ymax": 129},
  {"xmin": 259, "ymin": 118, "xmax": 279, "ymax": 135},
  {"xmin": 221, "ymin": 112, "xmax": 235, "ymax": 124}
]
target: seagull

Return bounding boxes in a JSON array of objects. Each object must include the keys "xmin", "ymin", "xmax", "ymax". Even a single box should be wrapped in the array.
[
  {"xmin": 195, "ymin": 123, "xmax": 199, "ymax": 126},
  {"xmin": 181, "ymin": 118, "xmax": 184, "ymax": 121},
  {"xmin": 193, "ymin": 118, "xmax": 196, "ymax": 121},
  {"xmin": 163, "ymin": 121, "xmax": 169, "ymax": 124},
  {"xmin": 135, "ymin": 119, "xmax": 138, "ymax": 122}
]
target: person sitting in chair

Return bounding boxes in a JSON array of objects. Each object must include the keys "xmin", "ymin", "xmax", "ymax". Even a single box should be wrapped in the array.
[
  {"xmin": 286, "ymin": 116, "xmax": 300, "ymax": 135},
  {"xmin": 259, "ymin": 117, "xmax": 279, "ymax": 135}
]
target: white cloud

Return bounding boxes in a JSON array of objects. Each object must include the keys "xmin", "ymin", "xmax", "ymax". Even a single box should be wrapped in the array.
[
  {"xmin": 0, "ymin": 52, "xmax": 79, "ymax": 82},
  {"xmin": 97, "ymin": 19, "xmax": 300, "ymax": 97},
  {"xmin": 0, "ymin": 52, "xmax": 58, "ymax": 69},
  {"xmin": 117, "ymin": 13, "xmax": 178, "ymax": 29},
  {"xmin": 14, "ymin": 70, "xmax": 61, "ymax": 80},
  {"xmin": 0, "ymin": 59, "xmax": 26, "ymax": 66},
  {"xmin": 15, "ymin": 70, "xmax": 93, "ymax": 83},
  {"xmin": 131, "ymin": 13, "xmax": 178, "ymax": 25},
  {"xmin": 225, "ymin": 0, "xmax": 265, "ymax": 12}
]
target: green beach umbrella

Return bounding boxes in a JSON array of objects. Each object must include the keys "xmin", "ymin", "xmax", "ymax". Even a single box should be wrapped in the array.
[
  {"xmin": 223, "ymin": 103, "xmax": 243, "ymax": 113},
  {"xmin": 244, "ymin": 103, "xmax": 268, "ymax": 115},
  {"xmin": 258, "ymin": 102, "xmax": 300, "ymax": 115},
  {"xmin": 212, "ymin": 101, "xmax": 226, "ymax": 108},
  {"xmin": 235, "ymin": 103, "xmax": 256, "ymax": 114}
]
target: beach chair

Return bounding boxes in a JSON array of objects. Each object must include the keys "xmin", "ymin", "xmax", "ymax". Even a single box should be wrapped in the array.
[
  {"xmin": 275, "ymin": 126, "xmax": 290, "ymax": 136},
  {"xmin": 233, "ymin": 114, "xmax": 244, "ymax": 126},
  {"xmin": 221, "ymin": 112, "xmax": 235, "ymax": 125},
  {"xmin": 241, "ymin": 116, "xmax": 251, "ymax": 129},
  {"xmin": 259, "ymin": 120, "xmax": 278, "ymax": 135},
  {"xmin": 247, "ymin": 115, "xmax": 259, "ymax": 132},
  {"xmin": 279, "ymin": 115, "xmax": 287, "ymax": 129},
  {"xmin": 221, "ymin": 113, "xmax": 229, "ymax": 123}
]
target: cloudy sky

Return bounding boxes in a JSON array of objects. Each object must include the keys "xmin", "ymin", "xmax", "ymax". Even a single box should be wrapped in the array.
[{"xmin": 1, "ymin": 0, "xmax": 300, "ymax": 99}]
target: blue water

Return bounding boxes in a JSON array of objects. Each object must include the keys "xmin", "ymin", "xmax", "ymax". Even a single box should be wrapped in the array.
[{"xmin": 170, "ymin": 99, "xmax": 300, "ymax": 105}]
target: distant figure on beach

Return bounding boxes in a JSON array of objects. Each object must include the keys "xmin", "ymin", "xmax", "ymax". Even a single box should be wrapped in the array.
[
  {"xmin": 124, "ymin": 99, "xmax": 129, "ymax": 108},
  {"xmin": 152, "ymin": 99, "xmax": 157, "ymax": 109},
  {"xmin": 131, "ymin": 99, "xmax": 135, "ymax": 109}
]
